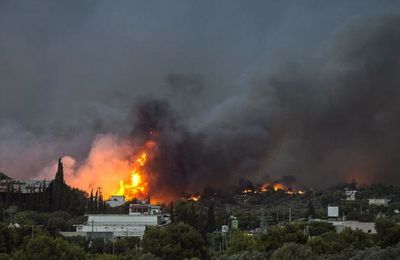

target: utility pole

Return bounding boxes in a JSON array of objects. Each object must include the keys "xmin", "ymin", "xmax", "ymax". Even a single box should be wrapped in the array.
[{"xmin": 289, "ymin": 208, "xmax": 292, "ymax": 222}]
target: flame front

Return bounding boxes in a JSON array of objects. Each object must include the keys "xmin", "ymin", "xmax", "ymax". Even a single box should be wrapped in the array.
[
  {"xmin": 255, "ymin": 182, "xmax": 305, "ymax": 195},
  {"xmin": 115, "ymin": 142, "xmax": 155, "ymax": 200}
]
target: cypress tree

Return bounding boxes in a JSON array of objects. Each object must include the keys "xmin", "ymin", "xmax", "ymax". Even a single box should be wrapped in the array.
[
  {"xmin": 88, "ymin": 189, "xmax": 94, "ymax": 213},
  {"xmin": 170, "ymin": 201, "xmax": 174, "ymax": 223},
  {"xmin": 49, "ymin": 158, "xmax": 67, "ymax": 211},
  {"xmin": 94, "ymin": 188, "xmax": 99, "ymax": 212}
]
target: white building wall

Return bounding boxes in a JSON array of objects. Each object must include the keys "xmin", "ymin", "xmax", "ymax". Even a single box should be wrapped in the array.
[
  {"xmin": 105, "ymin": 196, "xmax": 126, "ymax": 207},
  {"xmin": 331, "ymin": 221, "xmax": 376, "ymax": 234},
  {"xmin": 76, "ymin": 214, "xmax": 159, "ymax": 238},
  {"xmin": 368, "ymin": 198, "xmax": 390, "ymax": 207}
]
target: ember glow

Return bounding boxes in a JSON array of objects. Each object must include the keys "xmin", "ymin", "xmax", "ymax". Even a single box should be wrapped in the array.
[
  {"xmin": 243, "ymin": 182, "xmax": 306, "ymax": 195},
  {"xmin": 242, "ymin": 189, "xmax": 255, "ymax": 194},
  {"xmin": 188, "ymin": 194, "xmax": 201, "ymax": 201}
]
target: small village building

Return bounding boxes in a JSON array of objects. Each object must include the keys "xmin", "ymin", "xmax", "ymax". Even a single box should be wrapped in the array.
[
  {"xmin": 105, "ymin": 195, "xmax": 126, "ymax": 207},
  {"xmin": 330, "ymin": 220, "xmax": 376, "ymax": 234},
  {"xmin": 75, "ymin": 201, "xmax": 168, "ymax": 240},
  {"xmin": 368, "ymin": 198, "xmax": 390, "ymax": 207}
]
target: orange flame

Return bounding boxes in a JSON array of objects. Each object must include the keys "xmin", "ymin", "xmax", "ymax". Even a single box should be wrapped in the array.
[
  {"xmin": 114, "ymin": 141, "xmax": 156, "ymax": 200},
  {"xmin": 242, "ymin": 189, "xmax": 255, "ymax": 194},
  {"xmin": 272, "ymin": 183, "xmax": 286, "ymax": 191},
  {"xmin": 188, "ymin": 195, "xmax": 201, "ymax": 201},
  {"xmin": 258, "ymin": 182, "xmax": 305, "ymax": 195}
]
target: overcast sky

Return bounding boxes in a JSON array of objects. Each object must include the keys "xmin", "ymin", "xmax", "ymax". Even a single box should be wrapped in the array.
[{"xmin": 1, "ymin": 1, "xmax": 399, "ymax": 189}]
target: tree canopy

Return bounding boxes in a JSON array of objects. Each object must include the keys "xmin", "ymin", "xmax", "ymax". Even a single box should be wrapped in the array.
[{"xmin": 142, "ymin": 222, "xmax": 207, "ymax": 259}]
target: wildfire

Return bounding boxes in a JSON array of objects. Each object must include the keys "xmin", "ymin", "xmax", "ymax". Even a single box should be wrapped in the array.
[
  {"xmin": 188, "ymin": 195, "xmax": 201, "ymax": 201},
  {"xmin": 272, "ymin": 183, "xmax": 285, "ymax": 191},
  {"xmin": 245, "ymin": 182, "xmax": 306, "ymax": 195},
  {"xmin": 115, "ymin": 141, "xmax": 156, "ymax": 200},
  {"xmin": 242, "ymin": 189, "xmax": 255, "ymax": 194}
]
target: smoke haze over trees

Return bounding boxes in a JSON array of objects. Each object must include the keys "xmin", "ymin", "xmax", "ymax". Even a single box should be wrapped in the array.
[{"xmin": 0, "ymin": 1, "xmax": 400, "ymax": 194}]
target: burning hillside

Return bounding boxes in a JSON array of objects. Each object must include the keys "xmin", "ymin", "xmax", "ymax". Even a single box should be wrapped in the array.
[
  {"xmin": 57, "ymin": 100, "xmax": 194, "ymax": 203},
  {"xmin": 240, "ymin": 179, "xmax": 306, "ymax": 195},
  {"xmin": 260, "ymin": 182, "xmax": 305, "ymax": 195}
]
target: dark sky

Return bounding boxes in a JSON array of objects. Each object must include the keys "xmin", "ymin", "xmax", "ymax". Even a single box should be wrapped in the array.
[{"xmin": 0, "ymin": 1, "xmax": 399, "ymax": 189}]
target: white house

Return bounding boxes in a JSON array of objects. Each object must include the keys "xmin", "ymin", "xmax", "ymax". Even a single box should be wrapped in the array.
[
  {"xmin": 330, "ymin": 220, "xmax": 376, "ymax": 234},
  {"xmin": 345, "ymin": 189, "xmax": 357, "ymax": 201},
  {"xmin": 75, "ymin": 202, "xmax": 167, "ymax": 240},
  {"xmin": 368, "ymin": 198, "xmax": 390, "ymax": 207},
  {"xmin": 105, "ymin": 195, "xmax": 126, "ymax": 207}
]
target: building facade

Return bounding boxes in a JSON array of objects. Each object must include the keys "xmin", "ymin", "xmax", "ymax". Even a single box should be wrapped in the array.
[
  {"xmin": 75, "ymin": 202, "xmax": 167, "ymax": 240},
  {"xmin": 368, "ymin": 198, "xmax": 390, "ymax": 207}
]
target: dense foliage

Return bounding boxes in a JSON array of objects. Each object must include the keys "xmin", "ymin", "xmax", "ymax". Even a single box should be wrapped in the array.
[
  {"xmin": 1, "ymin": 173, "xmax": 400, "ymax": 259},
  {"xmin": 142, "ymin": 222, "xmax": 207, "ymax": 259}
]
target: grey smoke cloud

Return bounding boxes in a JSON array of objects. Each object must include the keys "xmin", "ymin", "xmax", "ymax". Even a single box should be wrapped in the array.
[{"xmin": 0, "ymin": 1, "xmax": 399, "ymax": 191}]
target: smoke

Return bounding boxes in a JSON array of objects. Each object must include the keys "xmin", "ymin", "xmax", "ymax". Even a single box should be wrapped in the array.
[
  {"xmin": 0, "ymin": 1, "xmax": 400, "ymax": 195},
  {"xmin": 262, "ymin": 15, "xmax": 400, "ymax": 186},
  {"xmin": 37, "ymin": 134, "xmax": 134, "ymax": 197},
  {"xmin": 123, "ymin": 14, "xmax": 400, "ymax": 191}
]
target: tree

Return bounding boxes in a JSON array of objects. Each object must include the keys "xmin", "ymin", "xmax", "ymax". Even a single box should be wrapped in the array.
[
  {"xmin": 0, "ymin": 172, "xmax": 11, "ymax": 181},
  {"xmin": 12, "ymin": 235, "xmax": 85, "ymax": 260},
  {"xmin": 169, "ymin": 202, "xmax": 174, "ymax": 223},
  {"xmin": 307, "ymin": 228, "xmax": 373, "ymax": 256},
  {"xmin": 216, "ymin": 250, "xmax": 270, "ymax": 260},
  {"xmin": 48, "ymin": 158, "xmax": 68, "ymax": 211},
  {"xmin": 261, "ymin": 224, "xmax": 307, "ymax": 251},
  {"xmin": 349, "ymin": 179, "xmax": 358, "ymax": 190},
  {"xmin": 339, "ymin": 228, "xmax": 374, "ymax": 250},
  {"xmin": 0, "ymin": 223, "xmax": 17, "ymax": 254},
  {"xmin": 173, "ymin": 200, "xmax": 207, "ymax": 233},
  {"xmin": 351, "ymin": 246, "xmax": 400, "ymax": 260},
  {"xmin": 227, "ymin": 232, "xmax": 264, "ymax": 254},
  {"xmin": 375, "ymin": 218, "xmax": 400, "ymax": 247},
  {"xmin": 271, "ymin": 243, "xmax": 314, "ymax": 260},
  {"xmin": 88, "ymin": 189, "xmax": 94, "ymax": 213},
  {"xmin": 306, "ymin": 200, "xmax": 315, "ymax": 219},
  {"xmin": 206, "ymin": 203, "xmax": 216, "ymax": 232},
  {"xmin": 142, "ymin": 222, "xmax": 207, "ymax": 259},
  {"xmin": 308, "ymin": 222, "xmax": 335, "ymax": 236}
]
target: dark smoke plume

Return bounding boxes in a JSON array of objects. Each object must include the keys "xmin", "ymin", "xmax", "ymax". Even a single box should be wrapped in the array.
[{"xmin": 128, "ymin": 15, "xmax": 400, "ymax": 195}]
